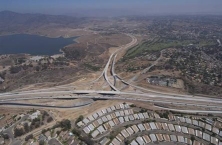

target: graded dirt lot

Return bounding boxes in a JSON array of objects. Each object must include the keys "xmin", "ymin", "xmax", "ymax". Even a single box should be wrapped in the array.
[
  {"xmin": 137, "ymin": 81, "xmax": 186, "ymax": 94},
  {"xmin": 54, "ymin": 100, "xmax": 122, "ymax": 121},
  {"xmin": 0, "ymin": 100, "xmax": 129, "ymax": 123}
]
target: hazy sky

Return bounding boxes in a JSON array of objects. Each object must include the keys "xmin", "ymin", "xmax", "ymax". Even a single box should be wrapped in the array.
[{"xmin": 1, "ymin": 0, "xmax": 222, "ymax": 16}]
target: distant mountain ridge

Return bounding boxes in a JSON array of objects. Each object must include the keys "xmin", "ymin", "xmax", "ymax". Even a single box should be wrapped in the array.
[{"xmin": 0, "ymin": 11, "xmax": 87, "ymax": 35}]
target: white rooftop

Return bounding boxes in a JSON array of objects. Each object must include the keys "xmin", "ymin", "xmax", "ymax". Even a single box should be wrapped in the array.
[
  {"xmin": 108, "ymin": 120, "xmax": 115, "ymax": 127},
  {"xmin": 121, "ymin": 129, "xmax": 129, "ymax": 138},
  {"xmin": 149, "ymin": 122, "xmax": 157, "ymax": 130},
  {"xmin": 91, "ymin": 130, "xmax": 99, "ymax": 138},
  {"xmin": 131, "ymin": 140, "xmax": 138, "ymax": 145},
  {"xmin": 149, "ymin": 134, "xmax": 157, "ymax": 142},
  {"xmin": 88, "ymin": 124, "xmax": 95, "ymax": 131},
  {"xmin": 97, "ymin": 126, "xmax": 105, "ymax": 134},
  {"xmin": 137, "ymin": 124, "xmax": 145, "ymax": 131},
  {"xmin": 178, "ymin": 136, "xmax": 185, "ymax": 143},
  {"xmin": 83, "ymin": 118, "xmax": 90, "ymax": 124},
  {"xmin": 88, "ymin": 115, "xmax": 94, "ymax": 121},
  {"xmin": 29, "ymin": 110, "xmax": 41, "ymax": 120},
  {"xmin": 203, "ymin": 132, "xmax": 210, "ymax": 142},
  {"xmin": 126, "ymin": 127, "xmax": 134, "ymax": 135},
  {"xmin": 170, "ymin": 135, "xmax": 177, "ymax": 142},
  {"xmin": 205, "ymin": 123, "xmax": 212, "ymax": 131},
  {"xmin": 175, "ymin": 125, "xmax": 181, "ymax": 132},
  {"xmin": 192, "ymin": 120, "xmax": 199, "ymax": 126},
  {"xmin": 181, "ymin": 126, "xmax": 188, "ymax": 134},
  {"xmin": 136, "ymin": 137, "xmax": 145, "ymax": 145},
  {"xmin": 83, "ymin": 127, "xmax": 90, "ymax": 134}
]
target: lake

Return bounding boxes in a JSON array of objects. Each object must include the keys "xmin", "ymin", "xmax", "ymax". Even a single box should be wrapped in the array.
[{"xmin": 0, "ymin": 34, "xmax": 77, "ymax": 55}]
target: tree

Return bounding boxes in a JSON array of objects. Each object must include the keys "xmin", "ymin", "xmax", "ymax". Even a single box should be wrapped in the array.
[
  {"xmin": 125, "ymin": 140, "xmax": 130, "ymax": 145},
  {"xmin": 0, "ymin": 71, "xmax": 6, "ymax": 79},
  {"xmin": 35, "ymin": 123, "xmax": 40, "ymax": 128},
  {"xmin": 2, "ymin": 133, "xmax": 9, "ymax": 140},
  {"xmin": 160, "ymin": 111, "xmax": 169, "ymax": 119},
  {"xmin": 25, "ymin": 134, "xmax": 33, "ymax": 141},
  {"xmin": 35, "ymin": 66, "xmax": 40, "ymax": 71},
  {"xmin": 41, "ymin": 64, "xmax": 48, "ymax": 70},
  {"xmin": 212, "ymin": 133, "xmax": 216, "ymax": 137},
  {"xmin": 24, "ymin": 122, "xmax": 30, "ymax": 133},
  {"xmin": 191, "ymin": 135, "xmax": 195, "ymax": 142},
  {"xmin": 60, "ymin": 119, "xmax": 71, "ymax": 130},
  {"xmin": 47, "ymin": 117, "xmax": 53, "ymax": 123},
  {"xmin": 75, "ymin": 115, "xmax": 84, "ymax": 124},
  {"xmin": 42, "ymin": 129, "xmax": 47, "ymax": 134},
  {"xmin": 39, "ymin": 140, "xmax": 45, "ymax": 145},
  {"xmin": 56, "ymin": 130, "xmax": 61, "ymax": 135},
  {"xmin": 28, "ymin": 63, "xmax": 33, "ymax": 67},
  {"xmin": 10, "ymin": 66, "xmax": 22, "ymax": 74},
  {"xmin": 14, "ymin": 127, "xmax": 25, "ymax": 137},
  {"xmin": 79, "ymin": 136, "xmax": 94, "ymax": 145},
  {"xmin": 17, "ymin": 117, "xmax": 21, "ymax": 121},
  {"xmin": 129, "ymin": 104, "xmax": 136, "ymax": 107},
  {"xmin": 42, "ymin": 111, "xmax": 49, "ymax": 117},
  {"xmin": 72, "ymin": 128, "xmax": 81, "ymax": 136},
  {"xmin": 166, "ymin": 80, "xmax": 169, "ymax": 86}
]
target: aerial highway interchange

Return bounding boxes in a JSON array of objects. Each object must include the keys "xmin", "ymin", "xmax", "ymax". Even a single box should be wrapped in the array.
[{"xmin": 0, "ymin": 34, "xmax": 222, "ymax": 113}]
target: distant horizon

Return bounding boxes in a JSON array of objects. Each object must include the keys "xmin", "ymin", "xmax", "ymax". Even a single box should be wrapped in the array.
[
  {"xmin": 0, "ymin": 0, "xmax": 222, "ymax": 17},
  {"xmin": 1, "ymin": 10, "xmax": 222, "ymax": 18}
]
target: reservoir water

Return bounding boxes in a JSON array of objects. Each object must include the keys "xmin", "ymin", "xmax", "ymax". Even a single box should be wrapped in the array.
[{"xmin": 0, "ymin": 34, "xmax": 76, "ymax": 55}]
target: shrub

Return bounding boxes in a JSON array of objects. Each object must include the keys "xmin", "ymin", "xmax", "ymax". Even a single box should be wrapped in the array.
[
  {"xmin": 60, "ymin": 119, "xmax": 71, "ymax": 130},
  {"xmin": 10, "ymin": 66, "xmax": 22, "ymax": 74},
  {"xmin": 25, "ymin": 134, "xmax": 33, "ymax": 141},
  {"xmin": 39, "ymin": 140, "xmax": 45, "ymax": 145},
  {"xmin": 191, "ymin": 135, "xmax": 195, "ymax": 142},
  {"xmin": 72, "ymin": 128, "xmax": 81, "ymax": 136},
  {"xmin": 2, "ymin": 134, "xmax": 9, "ymax": 139},
  {"xmin": 47, "ymin": 117, "xmax": 53, "ymax": 123},
  {"xmin": 75, "ymin": 115, "xmax": 84, "ymax": 124},
  {"xmin": 129, "ymin": 104, "xmax": 136, "ymax": 107},
  {"xmin": 24, "ymin": 122, "xmax": 30, "ymax": 133},
  {"xmin": 14, "ymin": 127, "xmax": 25, "ymax": 137},
  {"xmin": 42, "ymin": 129, "xmax": 46, "ymax": 134}
]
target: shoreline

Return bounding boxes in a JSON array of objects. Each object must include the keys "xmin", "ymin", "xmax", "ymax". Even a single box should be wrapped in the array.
[{"xmin": 0, "ymin": 34, "xmax": 79, "ymax": 56}]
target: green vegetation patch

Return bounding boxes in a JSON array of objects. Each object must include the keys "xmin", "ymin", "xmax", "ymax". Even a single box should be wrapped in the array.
[{"xmin": 123, "ymin": 38, "xmax": 217, "ymax": 61}]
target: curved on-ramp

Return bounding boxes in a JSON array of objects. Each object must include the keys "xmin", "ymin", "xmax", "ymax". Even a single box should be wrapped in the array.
[{"xmin": 0, "ymin": 100, "xmax": 93, "ymax": 108}]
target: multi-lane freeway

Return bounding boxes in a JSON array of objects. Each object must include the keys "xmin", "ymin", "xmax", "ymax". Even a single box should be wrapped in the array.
[{"xmin": 0, "ymin": 34, "xmax": 222, "ymax": 113}]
